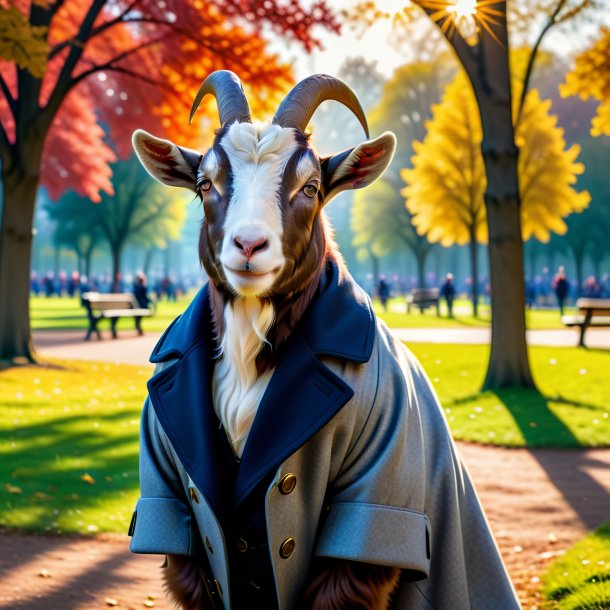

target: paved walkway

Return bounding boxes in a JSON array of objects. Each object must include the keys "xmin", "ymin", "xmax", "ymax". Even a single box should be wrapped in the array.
[{"xmin": 33, "ymin": 326, "xmax": 610, "ymax": 365}]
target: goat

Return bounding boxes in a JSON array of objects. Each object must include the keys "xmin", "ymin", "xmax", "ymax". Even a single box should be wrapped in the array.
[{"xmin": 130, "ymin": 71, "xmax": 520, "ymax": 610}]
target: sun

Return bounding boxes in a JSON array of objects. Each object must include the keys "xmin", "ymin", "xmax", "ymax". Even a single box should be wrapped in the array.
[
  {"xmin": 448, "ymin": 0, "xmax": 477, "ymax": 20},
  {"xmin": 418, "ymin": 0, "xmax": 504, "ymax": 45}
]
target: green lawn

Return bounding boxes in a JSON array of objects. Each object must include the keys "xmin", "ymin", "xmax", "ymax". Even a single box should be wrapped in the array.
[
  {"xmin": 541, "ymin": 521, "xmax": 610, "ymax": 609},
  {"xmin": 30, "ymin": 295, "xmax": 574, "ymax": 333},
  {"xmin": 30, "ymin": 295, "xmax": 191, "ymax": 332},
  {"xmin": 410, "ymin": 343, "xmax": 610, "ymax": 447},
  {"xmin": 376, "ymin": 297, "xmax": 577, "ymax": 330},
  {"xmin": 0, "ymin": 360, "xmax": 148, "ymax": 535},
  {"xmin": 0, "ymin": 343, "xmax": 608, "ymax": 535}
]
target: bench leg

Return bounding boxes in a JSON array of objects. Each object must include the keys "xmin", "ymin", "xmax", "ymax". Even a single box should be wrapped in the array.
[
  {"xmin": 85, "ymin": 319, "xmax": 101, "ymax": 341},
  {"xmin": 110, "ymin": 318, "xmax": 118, "ymax": 339},
  {"xmin": 578, "ymin": 311, "xmax": 593, "ymax": 348},
  {"xmin": 135, "ymin": 316, "xmax": 143, "ymax": 336}
]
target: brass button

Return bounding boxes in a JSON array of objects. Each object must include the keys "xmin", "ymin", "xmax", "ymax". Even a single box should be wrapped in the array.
[
  {"xmin": 205, "ymin": 536, "xmax": 214, "ymax": 555},
  {"xmin": 278, "ymin": 473, "xmax": 297, "ymax": 495},
  {"xmin": 236, "ymin": 537, "xmax": 248, "ymax": 553},
  {"xmin": 279, "ymin": 537, "xmax": 295, "ymax": 559},
  {"xmin": 189, "ymin": 487, "xmax": 199, "ymax": 504}
]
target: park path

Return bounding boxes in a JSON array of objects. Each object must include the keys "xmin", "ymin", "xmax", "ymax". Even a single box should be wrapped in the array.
[
  {"xmin": 32, "ymin": 326, "xmax": 610, "ymax": 365},
  {"xmin": 1, "ymin": 442, "xmax": 609, "ymax": 610}
]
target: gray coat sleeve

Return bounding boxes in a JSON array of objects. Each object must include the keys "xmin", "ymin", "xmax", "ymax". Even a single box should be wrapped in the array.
[
  {"xmin": 314, "ymin": 327, "xmax": 431, "ymax": 579},
  {"xmin": 129, "ymin": 396, "xmax": 201, "ymax": 556}
]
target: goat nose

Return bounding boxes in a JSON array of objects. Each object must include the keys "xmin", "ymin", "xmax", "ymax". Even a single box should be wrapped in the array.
[{"xmin": 233, "ymin": 235, "xmax": 268, "ymax": 258}]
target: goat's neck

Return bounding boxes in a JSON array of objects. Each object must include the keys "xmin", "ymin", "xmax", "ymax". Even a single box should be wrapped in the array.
[{"xmin": 212, "ymin": 297, "xmax": 275, "ymax": 458}]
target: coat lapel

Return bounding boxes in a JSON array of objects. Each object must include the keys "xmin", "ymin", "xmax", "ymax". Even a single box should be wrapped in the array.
[
  {"xmin": 145, "ymin": 261, "xmax": 376, "ymax": 514},
  {"xmin": 146, "ymin": 286, "xmax": 227, "ymax": 516},
  {"xmin": 232, "ymin": 262, "xmax": 376, "ymax": 509}
]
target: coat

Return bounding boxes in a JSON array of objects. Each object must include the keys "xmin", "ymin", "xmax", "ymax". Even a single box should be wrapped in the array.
[{"xmin": 129, "ymin": 262, "xmax": 521, "ymax": 610}]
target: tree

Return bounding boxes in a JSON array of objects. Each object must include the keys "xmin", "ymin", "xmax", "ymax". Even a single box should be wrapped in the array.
[
  {"xmin": 93, "ymin": 156, "xmax": 188, "ymax": 290},
  {"xmin": 561, "ymin": 28, "xmax": 610, "ymax": 137},
  {"xmin": 45, "ymin": 191, "xmax": 104, "ymax": 278},
  {"xmin": 352, "ymin": 178, "xmax": 435, "ymax": 288},
  {"xmin": 402, "ymin": 66, "xmax": 590, "ymax": 315},
  {"xmin": 0, "ymin": 0, "xmax": 338, "ymax": 362},
  {"xmin": 351, "ymin": 60, "xmax": 451, "ymax": 288},
  {"xmin": 403, "ymin": 0, "xmax": 601, "ymax": 389}
]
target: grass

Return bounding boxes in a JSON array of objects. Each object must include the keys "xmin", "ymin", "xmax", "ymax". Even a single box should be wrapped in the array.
[
  {"xmin": 30, "ymin": 295, "xmax": 191, "ymax": 332},
  {"xmin": 375, "ymin": 297, "xmax": 578, "ymax": 330},
  {"xmin": 541, "ymin": 521, "xmax": 610, "ymax": 609},
  {"xmin": 0, "ymin": 343, "xmax": 608, "ymax": 536},
  {"xmin": 30, "ymin": 295, "xmax": 575, "ymax": 333},
  {"xmin": 0, "ymin": 359, "xmax": 148, "ymax": 535},
  {"xmin": 408, "ymin": 343, "xmax": 610, "ymax": 448}
]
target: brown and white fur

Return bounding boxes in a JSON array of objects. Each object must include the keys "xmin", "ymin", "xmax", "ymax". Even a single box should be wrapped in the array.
[{"xmin": 133, "ymin": 76, "xmax": 398, "ymax": 609}]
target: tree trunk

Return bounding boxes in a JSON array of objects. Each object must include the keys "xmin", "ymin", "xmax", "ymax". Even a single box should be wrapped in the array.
[
  {"xmin": 0, "ymin": 168, "xmax": 39, "ymax": 362},
  {"xmin": 416, "ymin": 252, "xmax": 426, "ymax": 288},
  {"xmin": 111, "ymin": 243, "xmax": 123, "ymax": 292},
  {"xmin": 371, "ymin": 252, "xmax": 379, "ymax": 286},
  {"xmin": 482, "ymin": 150, "xmax": 535, "ymax": 390},
  {"xmin": 143, "ymin": 247, "xmax": 155, "ymax": 276},
  {"xmin": 469, "ymin": 234, "xmax": 479, "ymax": 317}
]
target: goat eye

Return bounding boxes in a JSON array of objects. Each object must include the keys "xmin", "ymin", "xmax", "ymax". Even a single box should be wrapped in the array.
[
  {"xmin": 303, "ymin": 183, "xmax": 318, "ymax": 198},
  {"xmin": 198, "ymin": 179, "xmax": 212, "ymax": 193}
]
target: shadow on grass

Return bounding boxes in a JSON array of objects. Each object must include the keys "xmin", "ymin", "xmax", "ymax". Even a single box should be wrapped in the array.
[{"xmin": 498, "ymin": 388, "xmax": 610, "ymax": 530}]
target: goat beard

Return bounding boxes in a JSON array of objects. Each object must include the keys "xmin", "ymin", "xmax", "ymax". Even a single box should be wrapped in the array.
[{"xmin": 203, "ymin": 215, "xmax": 342, "ymax": 374}]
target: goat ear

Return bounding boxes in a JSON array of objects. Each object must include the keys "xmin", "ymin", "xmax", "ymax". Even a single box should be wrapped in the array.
[
  {"xmin": 132, "ymin": 129, "xmax": 201, "ymax": 191},
  {"xmin": 321, "ymin": 132, "xmax": 396, "ymax": 204}
]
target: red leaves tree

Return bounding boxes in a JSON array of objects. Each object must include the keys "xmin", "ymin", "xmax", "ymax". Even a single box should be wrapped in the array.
[{"xmin": 0, "ymin": 0, "xmax": 338, "ymax": 361}]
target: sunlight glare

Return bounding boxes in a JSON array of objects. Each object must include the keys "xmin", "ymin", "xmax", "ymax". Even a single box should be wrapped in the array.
[{"xmin": 448, "ymin": 0, "xmax": 477, "ymax": 20}]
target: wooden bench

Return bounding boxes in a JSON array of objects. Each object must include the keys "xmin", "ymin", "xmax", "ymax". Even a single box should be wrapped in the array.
[
  {"xmin": 562, "ymin": 297, "xmax": 610, "ymax": 347},
  {"xmin": 406, "ymin": 288, "xmax": 440, "ymax": 315},
  {"xmin": 81, "ymin": 292, "xmax": 154, "ymax": 340}
]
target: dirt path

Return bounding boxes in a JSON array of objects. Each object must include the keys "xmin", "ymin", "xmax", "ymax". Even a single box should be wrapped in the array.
[{"xmin": 1, "ymin": 443, "xmax": 609, "ymax": 610}]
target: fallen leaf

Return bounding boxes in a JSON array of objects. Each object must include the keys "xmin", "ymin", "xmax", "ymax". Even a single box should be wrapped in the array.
[
  {"xmin": 80, "ymin": 473, "xmax": 96, "ymax": 485},
  {"xmin": 548, "ymin": 532, "xmax": 558, "ymax": 543},
  {"xmin": 69, "ymin": 493, "xmax": 80, "ymax": 501},
  {"xmin": 33, "ymin": 492, "xmax": 52, "ymax": 501},
  {"xmin": 144, "ymin": 601, "xmax": 155, "ymax": 608},
  {"xmin": 5, "ymin": 483, "xmax": 22, "ymax": 494},
  {"xmin": 105, "ymin": 598, "xmax": 118, "ymax": 607},
  {"xmin": 147, "ymin": 595, "xmax": 155, "ymax": 601},
  {"xmin": 38, "ymin": 569, "xmax": 51, "ymax": 578}
]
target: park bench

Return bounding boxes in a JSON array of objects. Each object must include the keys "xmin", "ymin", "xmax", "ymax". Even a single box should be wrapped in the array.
[
  {"xmin": 81, "ymin": 292, "xmax": 154, "ymax": 340},
  {"xmin": 561, "ymin": 297, "xmax": 610, "ymax": 347},
  {"xmin": 406, "ymin": 287, "xmax": 440, "ymax": 315}
]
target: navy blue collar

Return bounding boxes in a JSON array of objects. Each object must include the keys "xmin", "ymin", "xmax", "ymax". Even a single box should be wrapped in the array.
[
  {"xmin": 150, "ymin": 261, "xmax": 375, "ymax": 365},
  {"xmin": 147, "ymin": 261, "xmax": 375, "ymax": 514}
]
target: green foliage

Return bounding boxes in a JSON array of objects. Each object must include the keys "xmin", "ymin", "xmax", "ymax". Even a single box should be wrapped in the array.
[
  {"xmin": 541, "ymin": 521, "xmax": 610, "ymax": 610},
  {"xmin": 411, "ymin": 343, "xmax": 610, "ymax": 448},
  {"xmin": 0, "ymin": 6, "xmax": 48, "ymax": 78},
  {"xmin": 98, "ymin": 157, "xmax": 189, "ymax": 252}
]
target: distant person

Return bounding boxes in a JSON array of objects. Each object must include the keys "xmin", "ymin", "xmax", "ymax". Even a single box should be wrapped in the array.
[
  {"xmin": 583, "ymin": 275, "xmax": 601, "ymax": 298},
  {"xmin": 552, "ymin": 266, "xmax": 569, "ymax": 315},
  {"xmin": 377, "ymin": 275, "xmax": 391, "ymax": 311},
  {"xmin": 440, "ymin": 273, "xmax": 456, "ymax": 318},
  {"xmin": 525, "ymin": 277, "xmax": 536, "ymax": 309},
  {"xmin": 133, "ymin": 271, "xmax": 152, "ymax": 309}
]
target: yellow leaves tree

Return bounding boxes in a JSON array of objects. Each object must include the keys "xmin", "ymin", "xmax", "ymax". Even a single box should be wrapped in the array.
[
  {"xmin": 561, "ymin": 27, "xmax": 610, "ymax": 137},
  {"xmin": 402, "ymin": 68, "xmax": 590, "ymax": 315}
]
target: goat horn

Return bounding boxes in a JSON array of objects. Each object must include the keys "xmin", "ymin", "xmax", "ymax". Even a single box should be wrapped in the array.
[
  {"xmin": 190, "ymin": 70, "xmax": 252, "ymax": 126},
  {"xmin": 273, "ymin": 74, "xmax": 369, "ymax": 138}
]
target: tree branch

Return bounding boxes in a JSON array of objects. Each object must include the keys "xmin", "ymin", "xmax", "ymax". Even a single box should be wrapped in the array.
[
  {"xmin": 49, "ymin": 0, "xmax": 144, "ymax": 59},
  {"xmin": 41, "ymin": 0, "xmax": 106, "ymax": 126},
  {"xmin": 0, "ymin": 72, "xmax": 16, "ymax": 118},
  {"xmin": 515, "ymin": 0, "xmax": 568, "ymax": 128}
]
